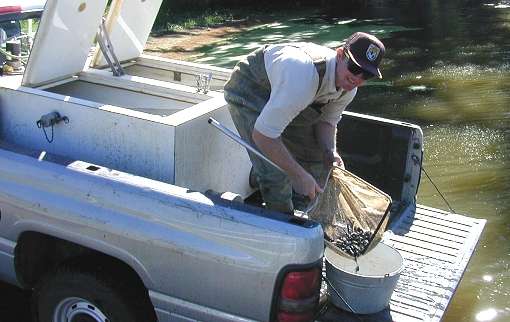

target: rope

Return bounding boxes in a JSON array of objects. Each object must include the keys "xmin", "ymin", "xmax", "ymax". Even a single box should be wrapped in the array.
[
  {"xmin": 421, "ymin": 165, "xmax": 456, "ymax": 213},
  {"xmin": 412, "ymin": 154, "xmax": 456, "ymax": 213},
  {"xmin": 41, "ymin": 124, "xmax": 54, "ymax": 143},
  {"xmin": 0, "ymin": 47, "xmax": 28, "ymax": 64},
  {"xmin": 321, "ymin": 275, "xmax": 363, "ymax": 321}
]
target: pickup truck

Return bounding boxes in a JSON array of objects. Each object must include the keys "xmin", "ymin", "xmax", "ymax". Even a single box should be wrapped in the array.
[{"xmin": 0, "ymin": 1, "xmax": 485, "ymax": 322}]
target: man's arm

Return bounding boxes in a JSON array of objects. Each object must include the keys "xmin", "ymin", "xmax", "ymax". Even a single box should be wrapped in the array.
[
  {"xmin": 314, "ymin": 120, "xmax": 344, "ymax": 169},
  {"xmin": 252, "ymin": 128, "xmax": 323, "ymax": 200}
]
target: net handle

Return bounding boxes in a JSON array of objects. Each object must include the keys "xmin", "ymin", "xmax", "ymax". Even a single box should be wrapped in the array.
[{"xmin": 359, "ymin": 200, "xmax": 392, "ymax": 255}]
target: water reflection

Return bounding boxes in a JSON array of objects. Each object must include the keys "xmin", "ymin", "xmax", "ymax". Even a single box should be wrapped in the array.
[
  {"xmin": 476, "ymin": 308, "xmax": 498, "ymax": 321},
  {"xmin": 393, "ymin": 70, "xmax": 510, "ymax": 129},
  {"xmin": 482, "ymin": 275, "xmax": 493, "ymax": 282},
  {"xmin": 192, "ymin": 1, "xmax": 510, "ymax": 321}
]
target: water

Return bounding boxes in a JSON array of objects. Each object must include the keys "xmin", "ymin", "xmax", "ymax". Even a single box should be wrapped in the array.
[{"xmin": 193, "ymin": 1, "xmax": 510, "ymax": 321}]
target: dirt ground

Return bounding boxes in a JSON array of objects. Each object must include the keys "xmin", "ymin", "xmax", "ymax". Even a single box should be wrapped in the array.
[{"xmin": 144, "ymin": 22, "xmax": 253, "ymax": 61}]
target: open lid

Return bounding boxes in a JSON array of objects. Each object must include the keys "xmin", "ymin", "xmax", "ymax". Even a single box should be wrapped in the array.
[
  {"xmin": 91, "ymin": 0, "xmax": 163, "ymax": 68},
  {"xmin": 22, "ymin": 0, "xmax": 108, "ymax": 87}
]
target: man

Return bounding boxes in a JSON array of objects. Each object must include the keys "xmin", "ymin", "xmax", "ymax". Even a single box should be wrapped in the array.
[{"xmin": 224, "ymin": 32, "xmax": 385, "ymax": 214}]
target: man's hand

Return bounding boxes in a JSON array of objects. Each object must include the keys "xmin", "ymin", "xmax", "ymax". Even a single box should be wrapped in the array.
[
  {"xmin": 323, "ymin": 149, "xmax": 345, "ymax": 169},
  {"xmin": 289, "ymin": 171, "xmax": 323, "ymax": 200}
]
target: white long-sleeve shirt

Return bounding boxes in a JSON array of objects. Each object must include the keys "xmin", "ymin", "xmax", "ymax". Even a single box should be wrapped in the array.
[{"xmin": 254, "ymin": 43, "xmax": 357, "ymax": 138}]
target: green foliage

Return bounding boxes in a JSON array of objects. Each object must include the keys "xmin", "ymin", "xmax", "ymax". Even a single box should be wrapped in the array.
[
  {"xmin": 19, "ymin": 19, "xmax": 39, "ymax": 34},
  {"xmin": 155, "ymin": 8, "xmax": 235, "ymax": 33}
]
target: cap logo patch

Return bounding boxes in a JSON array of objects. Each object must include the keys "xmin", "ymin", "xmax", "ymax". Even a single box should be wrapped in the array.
[{"xmin": 366, "ymin": 44, "xmax": 380, "ymax": 61}]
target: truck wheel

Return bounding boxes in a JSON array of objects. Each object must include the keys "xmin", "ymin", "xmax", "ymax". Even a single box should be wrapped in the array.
[{"xmin": 33, "ymin": 266, "xmax": 153, "ymax": 322}]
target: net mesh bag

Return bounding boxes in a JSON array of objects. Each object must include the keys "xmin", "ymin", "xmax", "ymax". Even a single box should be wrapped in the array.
[{"xmin": 308, "ymin": 166, "xmax": 392, "ymax": 258}]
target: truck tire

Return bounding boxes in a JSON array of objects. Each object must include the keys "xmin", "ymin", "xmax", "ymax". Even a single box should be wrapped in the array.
[{"xmin": 33, "ymin": 266, "xmax": 153, "ymax": 322}]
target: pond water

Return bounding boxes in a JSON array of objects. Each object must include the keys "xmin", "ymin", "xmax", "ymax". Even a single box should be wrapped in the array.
[{"xmin": 193, "ymin": 1, "xmax": 510, "ymax": 321}]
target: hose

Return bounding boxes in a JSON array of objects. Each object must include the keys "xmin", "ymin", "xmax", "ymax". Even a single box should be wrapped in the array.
[{"xmin": 0, "ymin": 47, "xmax": 29, "ymax": 63}]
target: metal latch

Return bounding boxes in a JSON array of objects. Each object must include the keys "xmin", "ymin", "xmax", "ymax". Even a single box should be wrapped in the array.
[
  {"xmin": 36, "ymin": 112, "xmax": 69, "ymax": 143},
  {"xmin": 196, "ymin": 73, "xmax": 212, "ymax": 94}
]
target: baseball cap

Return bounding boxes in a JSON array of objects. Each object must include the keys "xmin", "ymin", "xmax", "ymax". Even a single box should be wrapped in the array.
[{"xmin": 345, "ymin": 32, "xmax": 385, "ymax": 79}]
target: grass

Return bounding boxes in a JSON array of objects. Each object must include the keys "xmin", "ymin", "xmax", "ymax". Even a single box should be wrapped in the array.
[
  {"xmin": 155, "ymin": 9, "xmax": 236, "ymax": 33},
  {"xmin": 16, "ymin": 9, "xmax": 235, "ymax": 35},
  {"xmin": 152, "ymin": 4, "xmax": 332, "ymax": 36}
]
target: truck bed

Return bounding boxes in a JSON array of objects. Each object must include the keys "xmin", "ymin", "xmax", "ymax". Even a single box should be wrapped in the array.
[{"xmin": 318, "ymin": 203, "xmax": 486, "ymax": 322}]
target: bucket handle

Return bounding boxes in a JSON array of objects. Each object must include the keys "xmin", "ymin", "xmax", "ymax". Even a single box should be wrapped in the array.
[{"xmin": 322, "ymin": 274, "xmax": 363, "ymax": 319}]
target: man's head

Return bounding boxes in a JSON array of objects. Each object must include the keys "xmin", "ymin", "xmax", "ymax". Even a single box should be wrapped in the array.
[{"xmin": 335, "ymin": 32, "xmax": 385, "ymax": 91}]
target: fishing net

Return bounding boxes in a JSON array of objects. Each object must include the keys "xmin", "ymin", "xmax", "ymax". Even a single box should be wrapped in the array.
[{"xmin": 308, "ymin": 166, "xmax": 392, "ymax": 258}]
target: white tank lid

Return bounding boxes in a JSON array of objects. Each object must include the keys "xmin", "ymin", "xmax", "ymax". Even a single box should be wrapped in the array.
[{"xmin": 22, "ymin": 0, "xmax": 108, "ymax": 87}]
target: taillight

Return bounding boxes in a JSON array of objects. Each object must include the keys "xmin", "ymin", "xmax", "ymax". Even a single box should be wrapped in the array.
[
  {"xmin": 277, "ymin": 311, "xmax": 315, "ymax": 322},
  {"xmin": 281, "ymin": 270, "xmax": 321, "ymax": 299},
  {"xmin": 277, "ymin": 267, "xmax": 321, "ymax": 322}
]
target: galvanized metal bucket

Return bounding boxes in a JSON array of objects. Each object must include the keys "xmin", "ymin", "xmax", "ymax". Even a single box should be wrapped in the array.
[{"xmin": 325, "ymin": 242, "xmax": 403, "ymax": 314}]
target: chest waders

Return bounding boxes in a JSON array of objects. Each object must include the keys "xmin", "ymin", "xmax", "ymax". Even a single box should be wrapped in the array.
[{"xmin": 224, "ymin": 45, "xmax": 331, "ymax": 213}]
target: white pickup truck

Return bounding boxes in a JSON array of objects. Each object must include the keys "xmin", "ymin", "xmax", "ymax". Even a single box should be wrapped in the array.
[{"xmin": 0, "ymin": 1, "xmax": 485, "ymax": 322}]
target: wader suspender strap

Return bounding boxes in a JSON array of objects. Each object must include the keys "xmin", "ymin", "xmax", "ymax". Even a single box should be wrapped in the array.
[
  {"xmin": 288, "ymin": 44, "xmax": 327, "ymax": 95},
  {"xmin": 313, "ymin": 58, "xmax": 327, "ymax": 95},
  {"xmin": 310, "ymin": 57, "xmax": 327, "ymax": 114},
  {"xmin": 299, "ymin": 45, "xmax": 327, "ymax": 114}
]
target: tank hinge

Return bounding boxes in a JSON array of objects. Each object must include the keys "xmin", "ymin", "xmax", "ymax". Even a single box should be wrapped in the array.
[{"xmin": 96, "ymin": 17, "xmax": 125, "ymax": 77}]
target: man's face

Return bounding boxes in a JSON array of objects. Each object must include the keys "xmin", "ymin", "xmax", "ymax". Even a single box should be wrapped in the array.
[{"xmin": 335, "ymin": 52, "xmax": 368, "ymax": 91}]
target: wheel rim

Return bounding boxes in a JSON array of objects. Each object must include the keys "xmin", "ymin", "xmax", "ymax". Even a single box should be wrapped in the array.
[{"xmin": 53, "ymin": 297, "xmax": 109, "ymax": 322}]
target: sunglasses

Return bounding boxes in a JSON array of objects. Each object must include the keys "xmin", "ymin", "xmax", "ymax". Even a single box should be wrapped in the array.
[{"xmin": 345, "ymin": 52, "xmax": 375, "ymax": 80}]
